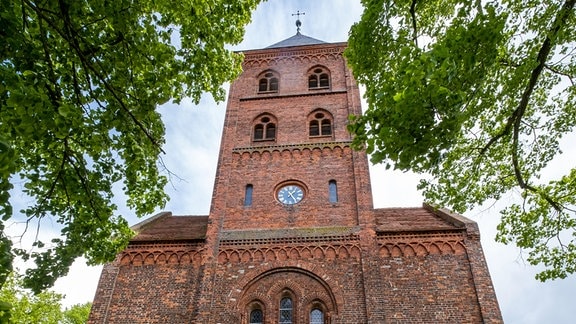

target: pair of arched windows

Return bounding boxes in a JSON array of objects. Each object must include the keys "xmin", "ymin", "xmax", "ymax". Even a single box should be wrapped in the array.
[
  {"xmin": 253, "ymin": 111, "xmax": 333, "ymax": 142},
  {"xmin": 309, "ymin": 112, "xmax": 332, "ymax": 137},
  {"xmin": 257, "ymin": 67, "xmax": 331, "ymax": 94},
  {"xmin": 253, "ymin": 116, "xmax": 276, "ymax": 141},
  {"xmin": 248, "ymin": 297, "xmax": 325, "ymax": 324},
  {"xmin": 308, "ymin": 68, "xmax": 329, "ymax": 89},
  {"xmin": 259, "ymin": 72, "xmax": 279, "ymax": 92}
]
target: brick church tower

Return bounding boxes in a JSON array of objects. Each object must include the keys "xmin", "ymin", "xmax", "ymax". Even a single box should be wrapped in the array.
[{"xmin": 89, "ymin": 27, "xmax": 502, "ymax": 323}]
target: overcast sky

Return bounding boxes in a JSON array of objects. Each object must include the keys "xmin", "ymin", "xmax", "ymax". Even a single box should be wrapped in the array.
[{"xmin": 26, "ymin": 1, "xmax": 575, "ymax": 322}]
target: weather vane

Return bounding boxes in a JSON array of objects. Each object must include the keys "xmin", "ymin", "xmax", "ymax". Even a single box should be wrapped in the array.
[{"xmin": 292, "ymin": 10, "xmax": 305, "ymax": 34}]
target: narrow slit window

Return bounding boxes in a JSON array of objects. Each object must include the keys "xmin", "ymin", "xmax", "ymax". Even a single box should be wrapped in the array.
[
  {"xmin": 310, "ymin": 309, "xmax": 324, "ymax": 324},
  {"xmin": 329, "ymin": 180, "xmax": 338, "ymax": 203},
  {"xmin": 279, "ymin": 297, "xmax": 293, "ymax": 324},
  {"xmin": 244, "ymin": 184, "xmax": 253, "ymax": 207}
]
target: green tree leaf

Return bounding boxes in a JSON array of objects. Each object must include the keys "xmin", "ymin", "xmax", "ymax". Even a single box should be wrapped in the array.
[
  {"xmin": 346, "ymin": 0, "xmax": 576, "ymax": 280},
  {"xmin": 0, "ymin": 0, "xmax": 261, "ymax": 292}
]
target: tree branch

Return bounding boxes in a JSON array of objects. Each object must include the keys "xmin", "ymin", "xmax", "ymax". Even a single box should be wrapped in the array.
[
  {"xmin": 480, "ymin": 0, "xmax": 575, "ymax": 157},
  {"xmin": 409, "ymin": 0, "xmax": 418, "ymax": 48},
  {"xmin": 23, "ymin": 0, "xmax": 166, "ymax": 154}
]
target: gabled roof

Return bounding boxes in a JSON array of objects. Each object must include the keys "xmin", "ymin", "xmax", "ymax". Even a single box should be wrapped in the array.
[
  {"xmin": 130, "ymin": 212, "xmax": 208, "ymax": 242},
  {"xmin": 373, "ymin": 204, "xmax": 472, "ymax": 232},
  {"xmin": 266, "ymin": 32, "xmax": 326, "ymax": 49}
]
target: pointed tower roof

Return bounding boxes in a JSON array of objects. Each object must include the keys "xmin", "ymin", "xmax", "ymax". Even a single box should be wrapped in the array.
[
  {"xmin": 266, "ymin": 32, "xmax": 327, "ymax": 49},
  {"xmin": 266, "ymin": 10, "xmax": 326, "ymax": 49}
]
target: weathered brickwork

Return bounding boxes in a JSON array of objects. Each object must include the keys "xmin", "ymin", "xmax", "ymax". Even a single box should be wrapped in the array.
[{"xmin": 89, "ymin": 37, "xmax": 502, "ymax": 323}]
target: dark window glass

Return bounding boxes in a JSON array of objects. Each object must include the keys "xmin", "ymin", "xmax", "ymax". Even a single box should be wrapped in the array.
[
  {"xmin": 270, "ymin": 78, "xmax": 279, "ymax": 91},
  {"xmin": 254, "ymin": 124, "xmax": 264, "ymax": 140},
  {"xmin": 250, "ymin": 309, "xmax": 263, "ymax": 324},
  {"xmin": 259, "ymin": 79, "xmax": 268, "ymax": 92},
  {"xmin": 321, "ymin": 119, "xmax": 332, "ymax": 135},
  {"xmin": 266, "ymin": 123, "xmax": 276, "ymax": 139},
  {"xmin": 244, "ymin": 184, "xmax": 253, "ymax": 207},
  {"xmin": 309, "ymin": 68, "xmax": 330, "ymax": 89},
  {"xmin": 329, "ymin": 180, "xmax": 338, "ymax": 203},
  {"xmin": 308, "ymin": 75, "xmax": 318, "ymax": 88},
  {"xmin": 309, "ymin": 121, "xmax": 320, "ymax": 136},
  {"xmin": 310, "ymin": 309, "xmax": 324, "ymax": 324},
  {"xmin": 319, "ymin": 74, "xmax": 329, "ymax": 87},
  {"xmin": 279, "ymin": 298, "xmax": 293, "ymax": 324},
  {"xmin": 259, "ymin": 72, "xmax": 279, "ymax": 92}
]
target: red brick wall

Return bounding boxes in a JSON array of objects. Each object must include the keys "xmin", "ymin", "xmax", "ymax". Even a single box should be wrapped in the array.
[{"xmin": 89, "ymin": 41, "xmax": 502, "ymax": 323}]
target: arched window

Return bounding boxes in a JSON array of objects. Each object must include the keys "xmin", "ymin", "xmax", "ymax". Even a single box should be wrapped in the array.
[
  {"xmin": 309, "ymin": 111, "xmax": 332, "ymax": 137},
  {"xmin": 244, "ymin": 184, "xmax": 253, "ymax": 207},
  {"xmin": 250, "ymin": 309, "xmax": 263, "ymax": 324},
  {"xmin": 279, "ymin": 297, "xmax": 293, "ymax": 324},
  {"xmin": 259, "ymin": 71, "xmax": 279, "ymax": 93},
  {"xmin": 310, "ymin": 308, "xmax": 324, "ymax": 324},
  {"xmin": 329, "ymin": 180, "xmax": 338, "ymax": 203},
  {"xmin": 308, "ymin": 67, "xmax": 330, "ymax": 89},
  {"xmin": 253, "ymin": 115, "xmax": 276, "ymax": 141}
]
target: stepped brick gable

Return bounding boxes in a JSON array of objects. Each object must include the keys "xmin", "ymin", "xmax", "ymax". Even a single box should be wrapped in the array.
[{"xmin": 89, "ymin": 33, "xmax": 502, "ymax": 323}]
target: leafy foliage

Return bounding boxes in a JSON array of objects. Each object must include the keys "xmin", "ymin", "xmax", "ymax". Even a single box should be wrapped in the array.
[
  {"xmin": 62, "ymin": 302, "xmax": 92, "ymax": 324},
  {"xmin": 0, "ymin": 0, "xmax": 261, "ymax": 292},
  {"xmin": 0, "ymin": 273, "xmax": 81, "ymax": 323},
  {"xmin": 346, "ymin": 0, "xmax": 576, "ymax": 280},
  {"xmin": 0, "ymin": 273, "xmax": 91, "ymax": 323}
]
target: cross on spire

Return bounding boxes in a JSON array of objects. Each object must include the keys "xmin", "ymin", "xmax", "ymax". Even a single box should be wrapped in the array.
[{"xmin": 292, "ymin": 10, "xmax": 305, "ymax": 34}]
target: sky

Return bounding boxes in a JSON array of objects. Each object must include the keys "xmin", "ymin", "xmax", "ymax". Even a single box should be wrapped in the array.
[{"xmin": 10, "ymin": 0, "xmax": 575, "ymax": 322}]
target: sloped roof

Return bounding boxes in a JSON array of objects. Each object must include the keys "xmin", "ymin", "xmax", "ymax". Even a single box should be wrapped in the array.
[
  {"xmin": 373, "ymin": 206, "xmax": 465, "ymax": 232},
  {"xmin": 130, "ymin": 212, "xmax": 208, "ymax": 242},
  {"xmin": 266, "ymin": 32, "xmax": 326, "ymax": 49}
]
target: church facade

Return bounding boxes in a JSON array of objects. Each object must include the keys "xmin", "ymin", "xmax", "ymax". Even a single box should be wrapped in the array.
[{"xmin": 89, "ymin": 32, "xmax": 502, "ymax": 323}]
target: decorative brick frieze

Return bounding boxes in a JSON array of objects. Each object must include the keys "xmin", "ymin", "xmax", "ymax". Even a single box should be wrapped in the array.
[
  {"xmin": 376, "ymin": 231, "xmax": 467, "ymax": 257},
  {"xmin": 239, "ymin": 90, "xmax": 347, "ymax": 102},
  {"xmin": 118, "ymin": 243, "xmax": 205, "ymax": 266},
  {"xmin": 231, "ymin": 142, "xmax": 351, "ymax": 161},
  {"xmin": 218, "ymin": 241, "xmax": 361, "ymax": 264},
  {"xmin": 243, "ymin": 45, "xmax": 345, "ymax": 68}
]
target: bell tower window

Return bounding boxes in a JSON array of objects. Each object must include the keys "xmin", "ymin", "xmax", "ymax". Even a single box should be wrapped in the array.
[
  {"xmin": 308, "ymin": 67, "xmax": 330, "ymax": 89},
  {"xmin": 258, "ymin": 71, "xmax": 279, "ymax": 93},
  {"xmin": 253, "ymin": 115, "xmax": 277, "ymax": 142},
  {"xmin": 309, "ymin": 111, "xmax": 333, "ymax": 137}
]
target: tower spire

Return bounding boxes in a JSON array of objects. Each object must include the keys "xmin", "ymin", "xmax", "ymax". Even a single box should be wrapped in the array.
[{"xmin": 292, "ymin": 10, "xmax": 305, "ymax": 34}]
